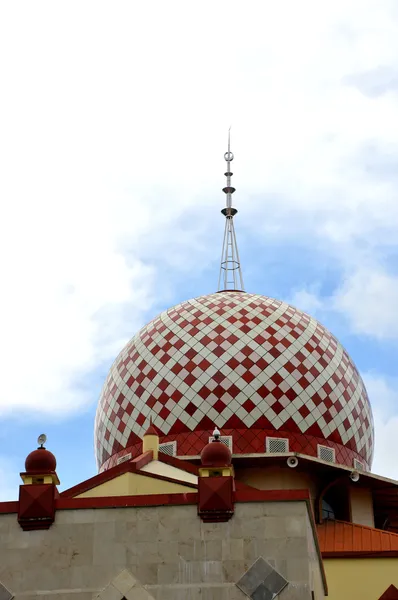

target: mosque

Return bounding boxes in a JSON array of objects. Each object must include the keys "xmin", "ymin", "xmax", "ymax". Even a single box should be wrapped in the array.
[{"xmin": 0, "ymin": 139, "xmax": 398, "ymax": 600}]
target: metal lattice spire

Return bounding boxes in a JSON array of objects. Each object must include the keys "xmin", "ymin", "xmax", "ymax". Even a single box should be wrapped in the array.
[{"xmin": 217, "ymin": 129, "xmax": 244, "ymax": 291}]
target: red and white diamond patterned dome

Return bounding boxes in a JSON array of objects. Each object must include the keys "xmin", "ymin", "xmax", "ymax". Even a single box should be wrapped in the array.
[{"xmin": 95, "ymin": 291, "xmax": 374, "ymax": 472}]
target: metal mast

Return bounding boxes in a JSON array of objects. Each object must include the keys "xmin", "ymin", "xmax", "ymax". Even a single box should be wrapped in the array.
[{"xmin": 217, "ymin": 130, "xmax": 244, "ymax": 291}]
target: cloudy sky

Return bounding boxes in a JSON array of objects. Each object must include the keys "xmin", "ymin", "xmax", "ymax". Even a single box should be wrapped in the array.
[{"xmin": 1, "ymin": 1, "xmax": 398, "ymax": 499}]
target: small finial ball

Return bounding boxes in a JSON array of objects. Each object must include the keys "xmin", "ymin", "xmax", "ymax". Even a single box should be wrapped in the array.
[
  {"xmin": 213, "ymin": 427, "xmax": 221, "ymax": 440},
  {"xmin": 224, "ymin": 151, "xmax": 234, "ymax": 162}
]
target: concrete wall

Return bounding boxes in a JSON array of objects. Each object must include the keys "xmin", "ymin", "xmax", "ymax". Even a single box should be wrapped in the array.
[
  {"xmin": 235, "ymin": 467, "xmax": 319, "ymax": 500},
  {"xmin": 0, "ymin": 501, "xmax": 325, "ymax": 600}
]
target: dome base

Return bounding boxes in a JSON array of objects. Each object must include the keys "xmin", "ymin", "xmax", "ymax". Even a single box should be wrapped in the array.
[{"xmin": 98, "ymin": 428, "xmax": 370, "ymax": 473}]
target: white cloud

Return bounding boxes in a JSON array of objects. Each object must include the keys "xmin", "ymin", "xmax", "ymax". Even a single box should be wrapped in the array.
[
  {"xmin": 0, "ymin": 0, "xmax": 397, "ymax": 439},
  {"xmin": 0, "ymin": 187, "xmax": 156, "ymax": 415},
  {"xmin": 364, "ymin": 372, "xmax": 398, "ymax": 419},
  {"xmin": 372, "ymin": 412, "xmax": 398, "ymax": 481},
  {"xmin": 289, "ymin": 288, "xmax": 324, "ymax": 316},
  {"xmin": 288, "ymin": 263, "xmax": 398, "ymax": 341},
  {"xmin": 346, "ymin": 372, "xmax": 398, "ymax": 480},
  {"xmin": 333, "ymin": 268, "xmax": 398, "ymax": 339},
  {"xmin": 368, "ymin": 372, "xmax": 398, "ymax": 480}
]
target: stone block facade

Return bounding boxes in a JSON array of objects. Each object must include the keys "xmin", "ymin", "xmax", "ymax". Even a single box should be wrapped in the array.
[{"xmin": 0, "ymin": 501, "xmax": 325, "ymax": 599}]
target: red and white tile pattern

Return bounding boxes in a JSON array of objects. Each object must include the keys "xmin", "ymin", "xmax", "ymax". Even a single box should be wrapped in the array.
[{"xmin": 95, "ymin": 292, "xmax": 374, "ymax": 471}]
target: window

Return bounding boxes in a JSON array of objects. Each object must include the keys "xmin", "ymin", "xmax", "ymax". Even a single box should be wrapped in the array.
[
  {"xmin": 209, "ymin": 470, "xmax": 223, "ymax": 477},
  {"xmin": 321, "ymin": 499, "xmax": 335, "ymax": 521},
  {"xmin": 322, "ymin": 484, "xmax": 350, "ymax": 522},
  {"xmin": 159, "ymin": 441, "xmax": 177, "ymax": 457},
  {"xmin": 208, "ymin": 435, "xmax": 233, "ymax": 452},
  {"xmin": 317, "ymin": 445, "xmax": 335, "ymax": 463},
  {"xmin": 266, "ymin": 437, "xmax": 289, "ymax": 453},
  {"xmin": 353, "ymin": 458, "xmax": 364, "ymax": 471}
]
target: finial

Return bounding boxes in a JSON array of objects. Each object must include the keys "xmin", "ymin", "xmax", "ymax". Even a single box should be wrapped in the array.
[
  {"xmin": 37, "ymin": 433, "xmax": 47, "ymax": 449},
  {"xmin": 218, "ymin": 129, "xmax": 245, "ymax": 292},
  {"xmin": 144, "ymin": 418, "xmax": 157, "ymax": 436}
]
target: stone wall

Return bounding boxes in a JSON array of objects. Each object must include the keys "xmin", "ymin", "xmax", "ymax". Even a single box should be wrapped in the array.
[{"xmin": 0, "ymin": 501, "xmax": 324, "ymax": 600}]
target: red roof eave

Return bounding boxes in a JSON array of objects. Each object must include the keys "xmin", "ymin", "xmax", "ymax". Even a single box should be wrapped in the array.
[{"xmin": 318, "ymin": 519, "xmax": 398, "ymax": 557}]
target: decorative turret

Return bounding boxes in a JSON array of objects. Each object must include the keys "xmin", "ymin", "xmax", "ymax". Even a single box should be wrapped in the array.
[
  {"xmin": 22, "ymin": 434, "xmax": 59, "ymax": 486},
  {"xmin": 200, "ymin": 427, "xmax": 234, "ymax": 476},
  {"xmin": 18, "ymin": 435, "xmax": 59, "ymax": 531},
  {"xmin": 142, "ymin": 420, "xmax": 159, "ymax": 459},
  {"xmin": 198, "ymin": 428, "xmax": 235, "ymax": 523}
]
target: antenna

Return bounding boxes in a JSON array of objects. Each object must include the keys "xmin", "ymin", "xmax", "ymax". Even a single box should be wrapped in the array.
[{"xmin": 218, "ymin": 128, "xmax": 244, "ymax": 291}]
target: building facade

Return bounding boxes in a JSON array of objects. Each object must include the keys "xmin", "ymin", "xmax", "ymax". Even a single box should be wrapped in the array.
[{"xmin": 1, "ymin": 142, "xmax": 397, "ymax": 599}]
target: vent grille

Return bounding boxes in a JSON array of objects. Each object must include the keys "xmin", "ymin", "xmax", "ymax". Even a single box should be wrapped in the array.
[
  {"xmin": 317, "ymin": 445, "xmax": 335, "ymax": 463},
  {"xmin": 209, "ymin": 435, "xmax": 233, "ymax": 451},
  {"xmin": 353, "ymin": 458, "xmax": 364, "ymax": 471},
  {"xmin": 266, "ymin": 437, "xmax": 289, "ymax": 453},
  {"xmin": 159, "ymin": 441, "xmax": 177, "ymax": 457},
  {"xmin": 116, "ymin": 453, "xmax": 132, "ymax": 465}
]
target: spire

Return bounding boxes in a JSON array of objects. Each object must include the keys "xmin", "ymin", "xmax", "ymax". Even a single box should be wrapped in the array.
[{"xmin": 217, "ymin": 129, "xmax": 244, "ymax": 292}]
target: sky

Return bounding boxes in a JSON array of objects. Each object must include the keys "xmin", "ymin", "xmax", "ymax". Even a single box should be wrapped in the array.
[{"xmin": 0, "ymin": 0, "xmax": 398, "ymax": 499}]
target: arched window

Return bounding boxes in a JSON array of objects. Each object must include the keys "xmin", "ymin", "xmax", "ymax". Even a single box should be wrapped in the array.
[
  {"xmin": 317, "ymin": 478, "xmax": 351, "ymax": 524},
  {"xmin": 321, "ymin": 499, "xmax": 335, "ymax": 521},
  {"xmin": 322, "ymin": 483, "xmax": 350, "ymax": 522}
]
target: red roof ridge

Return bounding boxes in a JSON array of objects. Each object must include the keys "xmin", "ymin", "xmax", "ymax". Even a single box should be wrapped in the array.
[
  {"xmin": 234, "ymin": 479, "xmax": 261, "ymax": 492},
  {"xmin": 60, "ymin": 451, "xmax": 154, "ymax": 498},
  {"xmin": 157, "ymin": 452, "xmax": 199, "ymax": 475},
  {"xmin": 320, "ymin": 518, "xmax": 398, "ymax": 536}
]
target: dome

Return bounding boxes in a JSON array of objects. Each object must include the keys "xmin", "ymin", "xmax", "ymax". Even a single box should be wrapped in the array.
[
  {"xmin": 95, "ymin": 291, "xmax": 374, "ymax": 472},
  {"xmin": 25, "ymin": 447, "xmax": 57, "ymax": 473},
  {"xmin": 201, "ymin": 439, "xmax": 232, "ymax": 467}
]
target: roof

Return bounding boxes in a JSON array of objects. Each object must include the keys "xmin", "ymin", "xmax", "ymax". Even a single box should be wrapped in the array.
[
  {"xmin": 143, "ymin": 422, "xmax": 158, "ymax": 436},
  {"xmin": 318, "ymin": 519, "xmax": 398, "ymax": 557},
  {"xmin": 187, "ymin": 452, "xmax": 398, "ymax": 489},
  {"xmin": 61, "ymin": 450, "xmax": 198, "ymax": 499}
]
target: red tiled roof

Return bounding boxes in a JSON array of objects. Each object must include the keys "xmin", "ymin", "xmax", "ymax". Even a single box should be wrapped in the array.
[
  {"xmin": 144, "ymin": 424, "xmax": 158, "ymax": 436},
  {"xmin": 318, "ymin": 520, "xmax": 398, "ymax": 556}
]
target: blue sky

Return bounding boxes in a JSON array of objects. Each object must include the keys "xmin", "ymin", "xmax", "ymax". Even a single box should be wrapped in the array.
[{"xmin": 1, "ymin": 1, "xmax": 398, "ymax": 499}]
